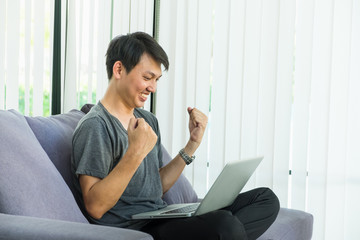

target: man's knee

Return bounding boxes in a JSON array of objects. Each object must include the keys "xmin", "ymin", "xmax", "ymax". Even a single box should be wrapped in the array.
[
  {"xmin": 201, "ymin": 210, "xmax": 247, "ymax": 239},
  {"xmin": 259, "ymin": 187, "xmax": 280, "ymax": 218}
]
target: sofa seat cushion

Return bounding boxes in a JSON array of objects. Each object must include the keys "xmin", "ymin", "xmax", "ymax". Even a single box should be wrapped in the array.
[
  {"xmin": 0, "ymin": 110, "xmax": 88, "ymax": 223},
  {"xmin": 0, "ymin": 213, "xmax": 152, "ymax": 240}
]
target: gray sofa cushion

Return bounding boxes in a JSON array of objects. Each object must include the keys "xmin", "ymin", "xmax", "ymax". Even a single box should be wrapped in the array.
[
  {"xmin": 0, "ymin": 110, "xmax": 88, "ymax": 223},
  {"xmin": 258, "ymin": 208, "xmax": 313, "ymax": 240},
  {"xmin": 25, "ymin": 109, "xmax": 85, "ymax": 195},
  {"xmin": 161, "ymin": 145, "xmax": 198, "ymax": 204}
]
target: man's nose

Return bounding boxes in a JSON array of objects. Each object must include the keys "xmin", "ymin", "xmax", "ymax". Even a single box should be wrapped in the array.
[{"xmin": 147, "ymin": 80, "xmax": 157, "ymax": 93}]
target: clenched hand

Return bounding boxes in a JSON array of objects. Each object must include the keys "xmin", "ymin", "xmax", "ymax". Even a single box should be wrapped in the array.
[
  {"xmin": 127, "ymin": 118, "xmax": 158, "ymax": 160},
  {"xmin": 187, "ymin": 107, "xmax": 208, "ymax": 146}
]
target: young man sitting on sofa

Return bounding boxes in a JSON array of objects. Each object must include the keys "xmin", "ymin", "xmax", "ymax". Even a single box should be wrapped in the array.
[{"xmin": 71, "ymin": 31, "xmax": 280, "ymax": 240}]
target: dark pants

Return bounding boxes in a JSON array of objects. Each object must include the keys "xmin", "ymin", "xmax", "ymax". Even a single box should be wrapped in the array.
[{"xmin": 140, "ymin": 187, "xmax": 280, "ymax": 240}]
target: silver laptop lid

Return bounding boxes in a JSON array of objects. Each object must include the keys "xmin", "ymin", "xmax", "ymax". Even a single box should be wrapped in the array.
[{"xmin": 195, "ymin": 156, "xmax": 263, "ymax": 216}]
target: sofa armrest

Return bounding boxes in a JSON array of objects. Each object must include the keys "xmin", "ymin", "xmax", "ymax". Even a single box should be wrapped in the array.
[
  {"xmin": 258, "ymin": 208, "xmax": 313, "ymax": 240},
  {"xmin": 0, "ymin": 213, "xmax": 152, "ymax": 240}
]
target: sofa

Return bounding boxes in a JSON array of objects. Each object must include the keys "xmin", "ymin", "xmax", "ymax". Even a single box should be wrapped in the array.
[{"xmin": 0, "ymin": 107, "xmax": 313, "ymax": 240}]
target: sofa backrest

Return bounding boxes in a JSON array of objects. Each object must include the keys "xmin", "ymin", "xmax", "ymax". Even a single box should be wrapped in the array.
[
  {"xmin": 25, "ymin": 109, "xmax": 85, "ymax": 197},
  {"xmin": 0, "ymin": 109, "xmax": 88, "ymax": 223}
]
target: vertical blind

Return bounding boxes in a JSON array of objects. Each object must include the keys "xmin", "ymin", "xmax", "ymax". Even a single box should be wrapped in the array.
[
  {"xmin": 0, "ymin": 0, "xmax": 54, "ymax": 116},
  {"xmin": 155, "ymin": 0, "xmax": 360, "ymax": 239},
  {"xmin": 62, "ymin": 0, "xmax": 155, "ymax": 113}
]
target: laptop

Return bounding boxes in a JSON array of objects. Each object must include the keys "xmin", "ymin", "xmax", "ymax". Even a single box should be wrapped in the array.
[{"xmin": 132, "ymin": 156, "xmax": 263, "ymax": 219}]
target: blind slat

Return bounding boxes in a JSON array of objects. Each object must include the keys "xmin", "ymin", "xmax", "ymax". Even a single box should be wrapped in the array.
[
  {"xmin": 169, "ymin": 0, "xmax": 188, "ymax": 180},
  {"xmin": 256, "ymin": 0, "xmax": 280, "ymax": 188},
  {"xmin": 182, "ymin": 0, "xmax": 198, "ymax": 186},
  {"xmin": 87, "ymin": 0, "xmax": 95, "ymax": 104},
  {"xmin": 143, "ymin": 0, "xmax": 154, "ymax": 112},
  {"xmin": 24, "ymin": 0, "xmax": 32, "ymax": 115},
  {"xmin": 344, "ymin": 1, "xmax": 360, "ymax": 238},
  {"xmin": 130, "ymin": 0, "xmax": 152, "ymax": 33},
  {"xmin": 145, "ymin": 0, "xmax": 154, "ymax": 34},
  {"xmin": 33, "ymin": 0, "xmax": 45, "ymax": 116},
  {"xmin": 112, "ymin": 0, "xmax": 130, "ymax": 36},
  {"xmin": 306, "ymin": 0, "xmax": 333, "ymax": 238},
  {"xmin": 6, "ymin": 0, "xmax": 20, "ymax": 110},
  {"xmin": 129, "ymin": 0, "xmax": 140, "ymax": 32},
  {"xmin": 208, "ymin": 0, "xmax": 231, "ymax": 187},
  {"xmin": 272, "ymin": 0, "xmax": 296, "ymax": 207},
  {"xmin": 223, "ymin": 0, "xmax": 245, "ymax": 166},
  {"xmin": 325, "ymin": 0, "xmax": 352, "ymax": 238},
  {"xmin": 48, "ymin": 0, "xmax": 55, "ymax": 114},
  {"xmin": 157, "ymin": 0, "xmax": 177, "ymax": 154},
  {"xmin": 290, "ymin": 0, "xmax": 314, "ymax": 210},
  {"xmin": 240, "ymin": 0, "xmax": 262, "ymax": 192},
  {"xmin": 76, "ymin": 0, "xmax": 84, "ymax": 108},
  {"xmin": 60, "ymin": 0, "xmax": 67, "ymax": 109},
  {"xmin": 0, "ymin": 1, "xmax": 6, "ymax": 109},
  {"xmin": 192, "ymin": 0, "xmax": 212, "ymax": 197},
  {"xmin": 63, "ymin": 0, "xmax": 78, "ymax": 112}
]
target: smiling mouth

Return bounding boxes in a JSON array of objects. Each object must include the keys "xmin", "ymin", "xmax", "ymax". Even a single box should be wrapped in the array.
[{"xmin": 140, "ymin": 93, "xmax": 149, "ymax": 101}]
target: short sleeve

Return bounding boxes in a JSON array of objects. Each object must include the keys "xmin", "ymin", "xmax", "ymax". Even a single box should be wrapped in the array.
[
  {"xmin": 72, "ymin": 117, "xmax": 113, "ymax": 179},
  {"xmin": 156, "ymin": 122, "xmax": 163, "ymax": 168}
]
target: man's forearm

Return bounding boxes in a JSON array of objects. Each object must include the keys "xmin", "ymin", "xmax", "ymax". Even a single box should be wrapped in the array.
[
  {"xmin": 80, "ymin": 149, "xmax": 144, "ymax": 219},
  {"xmin": 159, "ymin": 140, "xmax": 198, "ymax": 193}
]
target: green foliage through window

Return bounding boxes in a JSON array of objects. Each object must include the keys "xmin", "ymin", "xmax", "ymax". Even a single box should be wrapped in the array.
[{"xmin": 18, "ymin": 85, "xmax": 50, "ymax": 116}]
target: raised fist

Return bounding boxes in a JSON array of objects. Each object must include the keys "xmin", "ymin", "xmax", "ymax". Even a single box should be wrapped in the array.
[{"xmin": 127, "ymin": 118, "xmax": 158, "ymax": 159}]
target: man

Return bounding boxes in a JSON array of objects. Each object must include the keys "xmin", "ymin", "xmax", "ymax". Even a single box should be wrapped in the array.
[{"xmin": 72, "ymin": 32, "xmax": 279, "ymax": 240}]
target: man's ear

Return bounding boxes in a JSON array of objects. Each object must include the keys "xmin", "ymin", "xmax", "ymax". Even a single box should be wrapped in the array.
[{"xmin": 113, "ymin": 61, "xmax": 123, "ymax": 79}]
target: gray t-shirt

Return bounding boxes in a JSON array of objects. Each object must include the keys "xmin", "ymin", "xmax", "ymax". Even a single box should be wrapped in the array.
[{"xmin": 71, "ymin": 102, "xmax": 166, "ymax": 229}]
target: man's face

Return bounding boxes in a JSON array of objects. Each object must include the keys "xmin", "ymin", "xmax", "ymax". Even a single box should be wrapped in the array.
[{"xmin": 119, "ymin": 53, "xmax": 162, "ymax": 109}]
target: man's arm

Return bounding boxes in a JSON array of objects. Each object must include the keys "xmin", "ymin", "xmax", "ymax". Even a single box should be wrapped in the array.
[
  {"xmin": 159, "ymin": 107, "xmax": 208, "ymax": 193},
  {"xmin": 79, "ymin": 118, "xmax": 157, "ymax": 220}
]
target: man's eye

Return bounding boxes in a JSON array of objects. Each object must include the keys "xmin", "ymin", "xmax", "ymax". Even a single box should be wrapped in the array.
[{"xmin": 144, "ymin": 76, "xmax": 151, "ymax": 80}]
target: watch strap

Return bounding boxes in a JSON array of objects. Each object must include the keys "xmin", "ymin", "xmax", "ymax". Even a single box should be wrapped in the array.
[{"xmin": 179, "ymin": 148, "xmax": 195, "ymax": 165}]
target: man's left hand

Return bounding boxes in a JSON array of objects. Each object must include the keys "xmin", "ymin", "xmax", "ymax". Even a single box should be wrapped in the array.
[{"xmin": 187, "ymin": 107, "xmax": 208, "ymax": 146}]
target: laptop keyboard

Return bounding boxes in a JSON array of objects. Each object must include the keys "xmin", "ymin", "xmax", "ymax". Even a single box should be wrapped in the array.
[{"xmin": 161, "ymin": 203, "xmax": 200, "ymax": 215}]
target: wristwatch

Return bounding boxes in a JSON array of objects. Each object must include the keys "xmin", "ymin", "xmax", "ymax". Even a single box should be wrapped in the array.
[{"xmin": 179, "ymin": 148, "xmax": 195, "ymax": 165}]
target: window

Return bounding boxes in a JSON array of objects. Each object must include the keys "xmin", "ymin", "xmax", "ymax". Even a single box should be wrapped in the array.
[{"xmin": 0, "ymin": 0, "xmax": 54, "ymax": 116}]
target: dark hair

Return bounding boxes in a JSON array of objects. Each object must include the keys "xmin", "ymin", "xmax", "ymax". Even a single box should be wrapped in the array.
[{"xmin": 105, "ymin": 32, "xmax": 169, "ymax": 79}]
